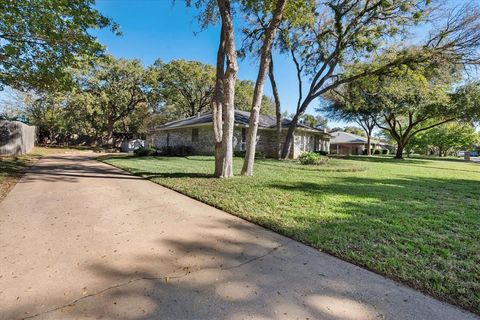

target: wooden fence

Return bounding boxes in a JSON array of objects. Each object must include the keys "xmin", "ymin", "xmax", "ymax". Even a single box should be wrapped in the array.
[{"xmin": 0, "ymin": 121, "xmax": 36, "ymax": 156}]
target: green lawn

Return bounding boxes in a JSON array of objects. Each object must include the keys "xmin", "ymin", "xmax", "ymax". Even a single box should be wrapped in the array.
[{"xmin": 102, "ymin": 155, "xmax": 480, "ymax": 314}]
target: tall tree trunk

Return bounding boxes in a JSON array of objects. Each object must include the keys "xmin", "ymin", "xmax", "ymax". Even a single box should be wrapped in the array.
[
  {"xmin": 281, "ymin": 112, "xmax": 301, "ymax": 159},
  {"xmin": 241, "ymin": 0, "xmax": 287, "ymax": 176},
  {"xmin": 268, "ymin": 53, "xmax": 282, "ymax": 159},
  {"xmin": 213, "ymin": 25, "xmax": 226, "ymax": 177},
  {"xmin": 395, "ymin": 142, "xmax": 404, "ymax": 159},
  {"xmin": 104, "ymin": 116, "xmax": 115, "ymax": 147},
  {"xmin": 217, "ymin": 0, "xmax": 238, "ymax": 178},
  {"xmin": 366, "ymin": 134, "xmax": 371, "ymax": 156}
]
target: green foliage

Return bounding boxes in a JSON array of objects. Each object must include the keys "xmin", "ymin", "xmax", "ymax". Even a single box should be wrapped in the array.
[
  {"xmin": 233, "ymin": 150, "xmax": 266, "ymax": 158},
  {"xmin": 298, "ymin": 152, "xmax": 327, "ymax": 165},
  {"xmin": 134, "ymin": 147, "xmax": 157, "ymax": 157},
  {"xmin": 331, "ymin": 126, "xmax": 366, "ymax": 137},
  {"xmin": 453, "ymin": 81, "xmax": 480, "ymax": 122},
  {"xmin": 300, "ymin": 114, "xmax": 328, "ymax": 128},
  {"xmin": 68, "ymin": 55, "xmax": 153, "ymax": 144},
  {"xmin": 160, "ymin": 145, "xmax": 194, "ymax": 157},
  {"xmin": 333, "ymin": 51, "xmax": 472, "ymax": 158},
  {"xmin": 152, "ymin": 59, "xmax": 216, "ymax": 118},
  {"xmin": 0, "ymin": 0, "xmax": 118, "ymax": 91},
  {"xmin": 235, "ymin": 80, "xmax": 275, "ymax": 116},
  {"xmin": 25, "ymin": 56, "xmax": 153, "ymax": 145},
  {"xmin": 412, "ymin": 122, "xmax": 479, "ymax": 156},
  {"xmin": 152, "ymin": 63, "xmax": 276, "ymax": 121}
]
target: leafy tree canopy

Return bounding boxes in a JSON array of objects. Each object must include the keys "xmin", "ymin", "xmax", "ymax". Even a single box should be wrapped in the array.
[
  {"xmin": 0, "ymin": 0, "xmax": 119, "ymax": 91},
  {"xmin": 411, "ymin": 122, "xmax": 479, "ymax": 156}
]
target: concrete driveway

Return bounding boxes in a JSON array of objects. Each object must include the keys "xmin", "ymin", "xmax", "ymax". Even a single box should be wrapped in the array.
[{"xmin": 0, "ymin": 153, "xmax": 477, "ymax": 320}]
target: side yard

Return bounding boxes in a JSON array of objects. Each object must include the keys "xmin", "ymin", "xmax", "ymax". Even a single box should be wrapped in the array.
[{"xmin": 102, "ymin": 155, "xmax": 480, "ymax": 314}]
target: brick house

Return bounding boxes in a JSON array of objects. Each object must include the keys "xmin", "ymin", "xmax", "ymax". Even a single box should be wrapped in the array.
[{"xmin": 147, "ymin": 110, "xmax": 331, "ymax": 158}]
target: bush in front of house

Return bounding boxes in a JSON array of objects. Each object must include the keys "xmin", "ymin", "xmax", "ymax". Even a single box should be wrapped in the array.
[
  {"xmin": 160, "ymin": 145, "xmax": 193, "ymax": 156},
  {"xmin": 298, "ymin": 152, "xmax": 328, "ymax": 165},
  {"xmin": 134, "ymin": 146, "xmax": 157, "ymax": 156},
  {"xmin": 233, "ymin": 150, "xmax": 266, "ymax": 159}
]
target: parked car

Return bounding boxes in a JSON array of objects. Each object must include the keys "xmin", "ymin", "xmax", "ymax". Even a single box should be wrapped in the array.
[{"xmin": 458, "ymin": 151, "xmax": 478, "ymax": 157}]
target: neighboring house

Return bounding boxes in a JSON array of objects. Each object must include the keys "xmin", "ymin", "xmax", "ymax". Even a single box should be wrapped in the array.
[
  {"xmin": 147, "ymin": 110, "xmax": 331, "ymax": 158},
  {"xmin": 330, "ymin": 131, "xmax": 390, "ymax": 155}
]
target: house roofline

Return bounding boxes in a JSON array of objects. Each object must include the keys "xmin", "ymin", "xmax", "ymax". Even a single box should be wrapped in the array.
[{"xmin": 150, "ymin": 122, "xmax": 330, "ymax": 136}]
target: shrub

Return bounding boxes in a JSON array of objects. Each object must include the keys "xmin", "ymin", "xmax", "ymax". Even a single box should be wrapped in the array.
[
  {"xmin": 233, "ymin": 150, "xmax": 266, "ymax": 159},
  {"xmin": 134, "ymin": 146, "xmax": 157, "ymax": 156},
  {"xmin": 298, "ymin": 152, "xmax": 328, "ymax": 165},
  {"xmin": 382, "ymin": 149, "xmax": 390, "ymax": 155},
  {"xmin": 374, "ymin": 149, "xmax": 381, "ymax": 155},
  {"xmin": 160, "ymin": 145, "xmax": 193, "ymax": 156},
  {"xmin": 316, "ymin": 150, "xmax": 328, "ymax": 156}
]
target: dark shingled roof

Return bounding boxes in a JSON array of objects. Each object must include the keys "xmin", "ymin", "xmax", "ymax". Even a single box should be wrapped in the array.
[{"xmin": 157, "ymin": 110, "xmax": 326, "ymax": 132}]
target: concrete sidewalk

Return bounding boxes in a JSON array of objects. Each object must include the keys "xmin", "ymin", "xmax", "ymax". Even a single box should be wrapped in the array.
[{"xmin": 0, "ymin": 153, "xmax": 477, "ymax": 320}]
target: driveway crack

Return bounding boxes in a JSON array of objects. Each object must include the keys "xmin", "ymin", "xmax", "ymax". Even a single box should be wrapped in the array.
[{"xmin": 19, "ymin": 240, "xmax": 292, "ymax": 320}]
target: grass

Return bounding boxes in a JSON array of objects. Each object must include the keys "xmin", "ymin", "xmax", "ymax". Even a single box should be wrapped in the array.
[
  {"xmin": 0, "ymin": 146, "xmax": 91, "ymax": 201},
  {"xmin": 101, "ymin": 155, "xmax": 480, "ymax": 314}
]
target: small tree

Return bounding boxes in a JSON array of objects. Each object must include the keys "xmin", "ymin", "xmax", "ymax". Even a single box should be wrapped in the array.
[{"xmin": 323, "ymin": 78, "xmax": 381, "ymax": 156}]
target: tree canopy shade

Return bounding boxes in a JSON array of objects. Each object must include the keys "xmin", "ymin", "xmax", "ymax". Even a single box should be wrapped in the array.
[{"xmin": 0, "ymin": 0, "xmax": 118, "ymax": 91}]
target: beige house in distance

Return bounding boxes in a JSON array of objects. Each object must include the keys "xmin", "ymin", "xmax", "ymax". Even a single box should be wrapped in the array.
[
  {"xmin": 147, "ymin": 110, "xmax": 331, "ymax": 159},
  {"xmin": 330, "ymin": 131, "xmax": 390, "ymax": 155}
]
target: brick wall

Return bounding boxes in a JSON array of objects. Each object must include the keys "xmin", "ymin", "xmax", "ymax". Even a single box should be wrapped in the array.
[{"xmin": 147, "ymin": 125, "xmax": 329, "ymax": 159}]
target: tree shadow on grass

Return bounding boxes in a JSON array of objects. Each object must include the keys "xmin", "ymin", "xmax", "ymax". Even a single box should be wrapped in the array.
[{"xmin": 134, "ymin": 171, "xmax": 215, "ymax": 179}]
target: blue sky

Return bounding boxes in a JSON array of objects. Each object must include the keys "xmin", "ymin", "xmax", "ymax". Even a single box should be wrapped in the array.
[
  {"xmin": 92, "ymin": 0, "xmax": 465, "ymax": 128},
  {"xmin": 93, "ymin": 0, "xmax": 334, "ymax": 122}
]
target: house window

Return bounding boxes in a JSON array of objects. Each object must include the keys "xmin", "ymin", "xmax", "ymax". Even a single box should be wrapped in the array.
[{"xmin": 192, "ymin": 128, "xmax": 199, "ymax": 142}]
